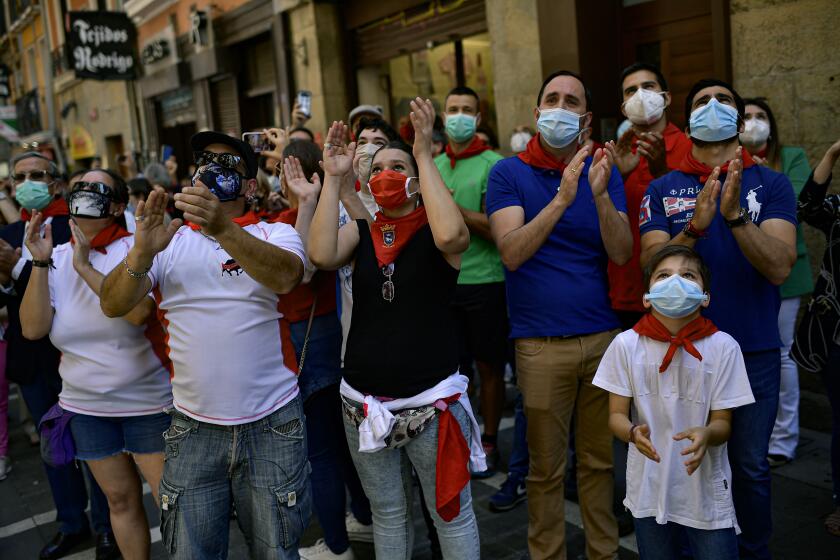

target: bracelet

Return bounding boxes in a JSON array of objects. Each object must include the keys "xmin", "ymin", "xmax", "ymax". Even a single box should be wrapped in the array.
[
  {"xmin": 629, "ymin": 424, "xmax": 639, "ymax": 444},
  {"xmin": 123, "ymin": 257, "xmax": 150, "ymax": 279},
  {"xmin": 31, "ymin": 258, "xmax": 54, "ymax": 269},
  {"xmin": 682, "ymin": 220, "xmax": 708, "ymax": 239}
]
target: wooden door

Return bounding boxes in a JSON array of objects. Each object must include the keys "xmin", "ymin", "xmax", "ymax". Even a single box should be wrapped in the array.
[{"xmin": 620, "ymin": 0, "xmax": 731, "ymax": 129}]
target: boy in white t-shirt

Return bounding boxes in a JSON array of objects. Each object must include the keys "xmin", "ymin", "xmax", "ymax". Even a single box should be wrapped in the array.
[{"xmin": 593, "ymin": 245, "xmax": 754, "ymax": 560}]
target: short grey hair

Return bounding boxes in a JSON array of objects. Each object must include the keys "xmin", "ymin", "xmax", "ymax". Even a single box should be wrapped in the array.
[
  {"xmin": 143, "ymin": 162, "xmax": 171, "ymax": 187},
  {"xmin": 11, "ymin": 151, "xmax": 59, "ymax": 176}
]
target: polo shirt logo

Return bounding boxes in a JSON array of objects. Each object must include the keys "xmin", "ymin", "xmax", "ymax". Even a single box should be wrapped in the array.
[
  {"xmin": 747, "ymin": 185, "xmax": 763, "ymax": 221},
  {"xmin": 221, "ymin": 258, "xmax": 243, "ymax": 276},
  {"xmin": 663, "ymin": 196, "xmax": 696, "ymax": 217},
  {"xmin": 640, "ymin": 194, "xmax": 652, "ymax": 226}
]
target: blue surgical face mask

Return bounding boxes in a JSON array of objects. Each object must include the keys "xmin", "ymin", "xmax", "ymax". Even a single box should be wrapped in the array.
[
  {"xmin": 445, "ymin": 113, "xmax": 477, "ymax": 144},
  {"xmin": 537, "ymin": 107, "xmax": 584, "ymax": 148},
  {"xmin": 15, "ymin": 180, "xmax": 53, "ymax": 211},
  {"xmin": 644, "ymin": 274, "xmax": 709, "ymax": 318},
  {"xmin": 688, "ymin": 97, "xmax": 739, "ymax": 142}
]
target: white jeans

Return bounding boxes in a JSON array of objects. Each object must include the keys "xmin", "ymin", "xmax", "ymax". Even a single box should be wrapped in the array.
[{"xmin": 769, "ymin": 297, "xmax": 801, "ymax": 458}]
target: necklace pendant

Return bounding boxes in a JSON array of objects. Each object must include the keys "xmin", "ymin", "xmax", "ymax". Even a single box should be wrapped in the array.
[{"xmin": 382, "ymin": 280, "xmax": 395, "ymax": 302}]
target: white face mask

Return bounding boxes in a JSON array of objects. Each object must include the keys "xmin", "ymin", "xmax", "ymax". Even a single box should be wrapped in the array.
[
  {"xmin": 739, "ymin": 118, "xmax": 771, "ymax": 147},
  {"xmin": 510, "ymin": 131, "xmax": 532, "ymax": 153},
  {"xmin": 622, "ymin": 88, "xmax": 667, "ymax": 125},
  {"xmin": 355, "ymin": 142, "xmax": 381, "ymax": 186}
]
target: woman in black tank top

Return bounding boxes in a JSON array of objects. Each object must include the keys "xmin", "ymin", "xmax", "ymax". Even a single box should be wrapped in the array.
[{"xmin": 309, "ymin": 99, "xmax": 481, "ymax": 559}]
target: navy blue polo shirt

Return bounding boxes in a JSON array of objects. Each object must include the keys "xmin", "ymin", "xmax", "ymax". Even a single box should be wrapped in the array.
[
  {"xmin": 486, "ymin": 156, "xmax": 626, "ymax": 338},
  {"xmin": 640, "ymin": 164, "xmax": 796, "ymax": 352}
]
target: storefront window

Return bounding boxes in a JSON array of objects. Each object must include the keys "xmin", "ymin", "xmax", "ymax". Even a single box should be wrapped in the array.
[{"xmin": 369, "ymin": 32, "xmax": 496, "ymax": 142}]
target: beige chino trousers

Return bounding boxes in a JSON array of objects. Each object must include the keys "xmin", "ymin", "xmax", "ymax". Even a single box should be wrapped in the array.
[{"xmin": 516, "ymin": 329, "xmax": 620, "ymax": 560}]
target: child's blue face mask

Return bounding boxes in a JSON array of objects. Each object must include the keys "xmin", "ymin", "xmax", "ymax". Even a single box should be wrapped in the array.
[{"xmin": 644, "ymin": 274, "xmax": 709, "ymax": 318}]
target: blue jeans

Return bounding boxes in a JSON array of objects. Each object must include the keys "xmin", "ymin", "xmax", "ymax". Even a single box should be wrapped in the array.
[
  {"xmin": 508, "ymin": 392, "xmax": 529, "ymax": 481},
  {"xmin": 290, "ymin": 314, "xmax": 371, "ymax": 554},
  {"xmin": 728, "ymin": 349, "xmax": 781, "ymax": 560},
  {"xmin": 158, "ymin": 396, "xmax": 312, "ymax": 560},
  {"xmin": 70, "ymin": 412, "xmax": 170, "ymax": 460},
  {"xmin": 820, "ymin": 343, "xmax": 840, "ymax": 506},
  {"xmin": 19, "ymin": 370, "xmax": 110, "ymax": 535},
  {"xmin": 343, "ymin": 400, "xmax": 481, "ymax": 559},
  {"xmin": 633, "ymin": 516, "xmax": 738, "ymax": 560},
  {"xmin": 291, "ymin": 314, "xmax": 343, "ymax": 402}
]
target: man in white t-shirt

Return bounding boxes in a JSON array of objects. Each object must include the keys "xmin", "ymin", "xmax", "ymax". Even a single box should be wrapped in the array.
[
  {"xmin": 100, "ymin": 132, "xmax": 309, "ymax": 559},
  {"xmin": 593, "ymin": 245, "xmax": 754, "ymax": 560}
]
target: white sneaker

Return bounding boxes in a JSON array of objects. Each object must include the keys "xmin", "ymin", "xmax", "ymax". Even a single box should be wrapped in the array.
[
  {"xmin": 345, "ymin": 511, "xmax": 373, "ymax": 543},
  {"xmin": 298, "ymin": 539, "xmax": 355, "ymax": 560},
  {"xmin": 0, "ymin": 456, "xmax": 10, "ymax": 481}
]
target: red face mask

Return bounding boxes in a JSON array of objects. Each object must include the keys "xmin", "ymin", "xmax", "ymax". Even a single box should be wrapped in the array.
[{"xmin": 368, "ymin": 169, "xmax": 417, "ymax": 210}]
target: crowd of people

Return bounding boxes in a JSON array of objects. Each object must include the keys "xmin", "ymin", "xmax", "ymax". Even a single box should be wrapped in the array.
[{"xmin": 0, "ymin": 61, "xmax": 838, "ymax": 560}]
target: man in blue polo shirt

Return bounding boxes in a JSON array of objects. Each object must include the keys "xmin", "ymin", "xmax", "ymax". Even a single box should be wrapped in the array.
[
  {"xmin": 487, "ymin": 69, "xmax": 631, "ymax": 560},
  {"xmin": 640, "ymin": 78, "xmax": 796, "ymax": 560}
]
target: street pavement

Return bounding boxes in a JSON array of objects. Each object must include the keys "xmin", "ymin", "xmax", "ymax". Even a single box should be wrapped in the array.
[{"xmin": 1, "ymin": 386, "xmax": 837, "ymax": 560}]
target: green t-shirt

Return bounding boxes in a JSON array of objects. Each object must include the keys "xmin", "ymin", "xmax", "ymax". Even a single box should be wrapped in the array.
[
  {"xmin": 434, "ymin": 149, "xmax": 505, "ymax": 284},
  {"xmin": 779, "ymin": 146, "xmax": 814, "ymax": 298}
]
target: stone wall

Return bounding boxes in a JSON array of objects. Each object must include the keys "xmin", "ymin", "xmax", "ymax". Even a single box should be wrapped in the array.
[
  {"xmin": 731, "ymin": 0, "xmax": 840, "ymax": 167},
  {"xmin": 288, "ymin": 2, "xmax": 348, "ymax": 137},
  {"xmin": 732, "ymin": 0, "xmax": 840, "ymax": 403},
  {"xmin": 485, "ymin": 0, "xmax": 544, "ymax": 153}
]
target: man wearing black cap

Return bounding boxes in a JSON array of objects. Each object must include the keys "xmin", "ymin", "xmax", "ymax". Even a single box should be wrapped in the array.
[{"xmin": 100, "ymin": 133, "xmax": 309, "ymax": 559}]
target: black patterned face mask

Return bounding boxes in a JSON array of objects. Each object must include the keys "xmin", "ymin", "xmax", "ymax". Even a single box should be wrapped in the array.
[{"xmin": 68, "ymin": 189, "xmax": 112, "ymax": 219}]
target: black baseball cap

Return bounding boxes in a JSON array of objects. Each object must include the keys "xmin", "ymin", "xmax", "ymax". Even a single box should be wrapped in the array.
[{"xmin": 190, "ymin": 131, "xmax": 258, "ymax": 179}]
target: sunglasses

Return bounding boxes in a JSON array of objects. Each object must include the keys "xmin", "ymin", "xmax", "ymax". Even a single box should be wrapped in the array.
[
  {"xmin": 12, "ymin": 170, "xmax": 52, "ymax": 183},
  {"xmin": 72, "ymin": 181, "xmax": 113, "ymax": 196},
  {"xmin": 193, "ymin": 151, "xmax": 242, "ymax": 170}
]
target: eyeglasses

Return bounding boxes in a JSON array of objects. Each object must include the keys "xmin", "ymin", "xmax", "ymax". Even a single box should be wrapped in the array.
[
  {"xmin": 71, "ymin": 181, "xmax": 113, "ymax": 196},
  {"xmin": 12, "ymin": 170, "xmax": 52, "ymax": 183},
  {"xmin": 381, "ymin": 264, "xmax": 395, "ymax": 302},
  {"xmin": 193, "ymin": 151, "xmax": 242, "ymax": 170}
]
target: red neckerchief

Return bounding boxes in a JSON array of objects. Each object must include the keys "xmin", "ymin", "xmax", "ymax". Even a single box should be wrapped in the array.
[
  {"xmin": 633, "ymin": 313, "xmax": 719, "ymax": 373},
  {"xmin": 517, "ymin": 133, "xmax": 568, "ymax": 171},
  {"xmin": 370, "ymin": 206, "xmax": 428, "ymax": 268},
  {"xmin": 677, "ymin": 149, "xmax": 755, "ymax": 183},
  {"xmin": 753, "ymin": 147, "xmax": 767, "ymax": 159},
  {"xmin": 435, "ymin": 394, "xmax": 471, "ymax": 522},
  {"xmin": 21, "ymin": 198, "xmax": 69, "ymax": 222},
  {"xmin": 444, "ymin": 136, "xmax": 490, "ymax": 169},
  {"xmin": 187, "ymin": 210, "xmax": 269, "ymax": 231},
  {"xmin": 71, "ymin": 222, "xmax": 131, "ymax": 255}
]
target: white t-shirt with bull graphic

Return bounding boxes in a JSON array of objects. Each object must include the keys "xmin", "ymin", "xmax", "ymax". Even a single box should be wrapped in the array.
[{"xmin": 147, "ymin": 222, "xmax": 305, "ymax": 425}]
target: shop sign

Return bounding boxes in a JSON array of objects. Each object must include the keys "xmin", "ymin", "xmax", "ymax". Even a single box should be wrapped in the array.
[
  {"xmin": 140, "ymin": 25, "xmax": 178, "ymax": 76},
  {"xmin": 68, "ymin": 11, "xmax": 137, "ymax": 80},
  {"xmin": 69, "ymin": 124, "xmax": 96, "ymax": 160}
]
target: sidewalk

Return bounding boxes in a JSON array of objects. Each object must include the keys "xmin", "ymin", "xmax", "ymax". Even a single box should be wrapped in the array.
[{"xmin": 0, "ymin": 403, "xmax": 836, "ymax": 559}]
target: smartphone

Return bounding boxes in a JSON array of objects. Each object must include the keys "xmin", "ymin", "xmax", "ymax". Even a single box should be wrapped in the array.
[
  {"xmin": 242, "ymin": 131, "xmax": 270, "ymax": 153},
  {"xmin": 296, "ymin": 90, "xmax": 312, "ymax": 119}
]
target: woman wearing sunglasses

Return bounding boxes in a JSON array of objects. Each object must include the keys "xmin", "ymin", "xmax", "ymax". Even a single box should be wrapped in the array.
[
  {"xmin": 309, "ymin": 98, "xmax": 483, "ymax": 560},
  {"xmin": 19, "ymin": 168, "xmax": 172, "ymax": 560}
]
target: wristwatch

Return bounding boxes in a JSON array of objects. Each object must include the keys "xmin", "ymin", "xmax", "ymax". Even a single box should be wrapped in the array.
[
  {"xmin": 724, "ymin": 208, "xmax": 751, "ymax": 229},
  {"xmin": 682, "ymin": 221, "xmax": 708, "ymax": 239}
]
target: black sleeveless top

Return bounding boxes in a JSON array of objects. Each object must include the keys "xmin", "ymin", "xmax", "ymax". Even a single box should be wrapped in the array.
[{"xmin": 343, "ymin": 219, "xmax": 460, "ymax": 397}]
